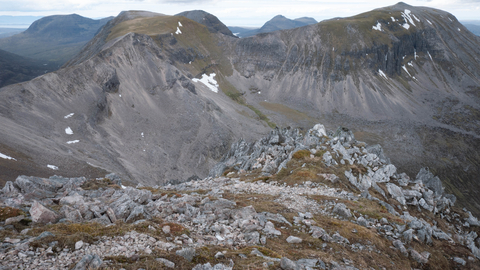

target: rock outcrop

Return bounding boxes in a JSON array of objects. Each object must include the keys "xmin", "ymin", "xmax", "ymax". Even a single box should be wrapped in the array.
[{"xmin": 1, "ymin": 124, "xmax": 479, "ymax": 269}]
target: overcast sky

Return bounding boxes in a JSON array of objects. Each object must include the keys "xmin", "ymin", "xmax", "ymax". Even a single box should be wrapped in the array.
[{"xmin": 0, "ymin": 0, "xmax": 478, "ymax": 27}]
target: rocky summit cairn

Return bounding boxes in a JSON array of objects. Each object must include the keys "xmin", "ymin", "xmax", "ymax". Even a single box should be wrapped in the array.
[{"xmin": 0, "ymin": 124, "xmax": 479, "ymax": 269}]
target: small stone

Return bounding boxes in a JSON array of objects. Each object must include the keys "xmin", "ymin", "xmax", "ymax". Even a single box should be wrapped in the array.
[
  {"xmin": 453, "ymin": 257, "xmax": 466, "ymax": 266},
  {"xmin": 75, "ymin": 240, "xmax": 84, "ymax": 250},
  {"xmin": 156, "ymin": 258, "xmax": 175, "ymax": 268},
  {"xmin": 215, "ymin": 252, "xmax": 225, "ymax": 259},
  {"xmin": 286, "ymin": 236, "xmax": 302, "ymax": 244},
  {"xmin": 176, "ymin": 247, "xmax": 196, "ymax": 262},
  {"xmin": 5, "ymin": 215, "xmax": 25, "ymax": 225},
  {"xmin": 280, "ymin": 257, "xmax": 300, "ymax": 270},
  {"xmin": 162, "ymin": 225, "xmax": 171, "ymax": 234},
  {"xmin": 332, "ymin": 203, "xmax": 352, "ymax": 218},
  {"xmin": 410, "ymin": 249, "xmax": 428, "ymax": 264}
]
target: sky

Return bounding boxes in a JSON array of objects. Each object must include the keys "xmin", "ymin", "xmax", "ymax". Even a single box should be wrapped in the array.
[{"xmin": 0, "ymin": 0, "xmax": 478, "ymax": 27}]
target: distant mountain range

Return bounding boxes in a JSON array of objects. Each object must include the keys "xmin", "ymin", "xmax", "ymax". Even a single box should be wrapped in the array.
[
  {"xmin": 0, "ymin": 28, "xmax": 26, "ymax": 38},
  {"xmin": 0, "ymin": 14, "xmax": 112, "ymax": 68},
  {"xmin": 461, "ymin": 20, "xmax": 480, "ymax": 36},
  {"xmin": 228, "ymin": 15, "xmax": 318, "ymax": 37}
]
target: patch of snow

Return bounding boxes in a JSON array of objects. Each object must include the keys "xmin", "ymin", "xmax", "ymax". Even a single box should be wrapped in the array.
[
  {"xmin": 175, "ymin": 27, "xmax": 182, "ymax": 35},
  {"xmin": 233, "ymin": 33, "xmax": 239, "ymax": 37},
  {"xmin": 414, "ymin": 49, "xmax": 417, "ymax": 60},
  {"xmin": 67, "ymin": 140, "xmax": 80, "ymax": 144},
  {"xmin": 412, "ymin": 14, "xmax": 420, "ymax": 22},
  {"xmin": 64, "ymin": 113, "xmax": 74, "ymax": 119},
  {"xmin": 458, "ymin": 28, "xmax": 461, "ymax": 32},
  {"xmin": 413, "ymin": 76, "xmax": 416, "ymax": 80},
  {"xmin": 0, "ymin": 152, "xmax": 16, "ymax": 161},
  {"xmin": 372, "ymin": 22, "xmax": 382, "ymax": 31},
  {"xmin": 378, "ymin": 69, "xmax": 388, "ymax": 79},
  {"xmin": 47, "ymin": 165, "xmax": 58, "ymax": 170},
  {"xmin": 408, "ymin": 61, "xmax": 413, "ymax": 67},
  {"xmin": 401, "ymin": 23, "xmax": 410, "ymax": 30},
  {"xmin": 402, "ymin": 65, "xmax": 412, "ymax": 77},
  {"xmin": 401, "ymin": 9, "xmax": 416, "ymax": 27},
  {"xmin": 192, "ymin": 73, "xmax": 219, "ymax": 93},
  {"xmin": 258, "ymin": 91, "xmax": 261, "ymax": 94},
  {"xmin": 332, "ymin": 47, "xmax": 334, "ymax": 51},
  {"xmin": 189, "ymin": 61, "xmax": 192, "ymax": 64},
  {"xmin": 448, "ymin": 17, "xmax": 453, "ymax": 22},
  {"xmin": 178, "ymin": 21, "xmax": 183, "ymax": 27},
  {"xmin": 391, "ymin": 17, "xmax": 396, "ymax": 22},
  {"xmin": 141, "ymin": 132, "xmax": 144, "ymax": 138},
  {"xmin": 427, "ymin": 51, "xmax": 433, "ymax": 61},
  {"xmin": 119, "ymin": 94, "xmax": 122, "ymax": 97},
  {"xmin": 121, "ymin": 185, "xmax": 127, "ymax": 189},
  {"xmin": 65, "ymin": 127, "xmax": 73, "ymax": 135},
  {"xmin": 426, "ymin": 19, "xmax": 432, "ymax": 25}
]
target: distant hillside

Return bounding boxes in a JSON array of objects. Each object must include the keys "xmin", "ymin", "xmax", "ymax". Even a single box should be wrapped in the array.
[
  {"xmin": 0, "ymin": 48, "xmax": 55, "ymax": 88},
  {"xmin": 461, "ymin": 22, "xmax": 480, "ymax": 36},
  {"xmin": 0, "ymin": 28, "xmax": 26, "ymax": 38},
  {"xmin": 0, "ymin": 14, "xmax": 112, "ymax": 67},
  {"xmin": 230, "ymin": 15, "xmax": 317, "ymax": 37}
]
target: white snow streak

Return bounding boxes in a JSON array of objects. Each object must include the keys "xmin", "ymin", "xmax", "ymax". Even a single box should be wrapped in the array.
[
  {"xmin": 458, "ymin": 28, "xmax": 461, "ymax": 32},
  {"xmin": 427, "ymin": 51, "xmax": 433, "ymax": 61},
  {"xmin": 192, "ymin": 73, "xmax": 219, "ymax": 93},
  {"xmin": 175, "ymin": 27, "xmax": 182, "ymax": 34},
  {"xmin": 372, "ymin": 22, "xmax": 382, "ymax": 31},
  {"xmin": 0, "ymin": 152, "xmax": 16, "ymax": 161},
  {"xmin": 141, "ymin": 132, "xmax": 144, "ymax": 138},
  {"xmin": 414, "ymin": 49, "xmax": 417, "ymax": 60},
  {"xmin": 178, "ymin": 21, "xmax": 183, "ymax": 27},
  {"xmin": 64, "ymin": 113, "xmax": 74, "ymax": 119},
  {"xmin": 426, "ymin": 19, "xmax": 432, "ymax": 25},
  {"xmin": 412, "ymin": 14, "xmax": 420, "ymax": 22},
  {"xmin": 402, "ymin": 23, "xmax": 410, "ymax": 30},
  {"xmin": 391, "ymin": 17, "xmax": 396, "ymax": 22},
  {"xmin": 402, "ymin": 65, "xmax": 412, "ymax": 77},
  {"xmin": 65, "ymin": 127, "xmax": 73, "ymax": 135},
  {"xmin": 233, "ymin": 33, "xmax": 239, "ymax": 37},
  {"xmin": 408, "ymin": 61, "xmax": 413, "ymax": 67},
  {"xmin": 67, "ymin": 140, "xmax": 80, "ymax": 144},
  {"xmin": 378, "ymin": 69, "xmax": 388, "ymax": 79},
  {"xmin": 402, "ymin": 9, "xmax": 416, "ymax": 27},
  {"xmin": 47, "ymin": 165, "xmax": 59, "ymax": 170}
]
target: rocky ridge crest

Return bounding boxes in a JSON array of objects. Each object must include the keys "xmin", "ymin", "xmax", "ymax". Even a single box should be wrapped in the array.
[{"xmin": 1, "ymin": 124, "xmax": 479, "ymax": 269}]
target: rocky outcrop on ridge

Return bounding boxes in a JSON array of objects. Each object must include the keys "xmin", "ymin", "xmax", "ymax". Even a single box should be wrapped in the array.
[{"xmin": 1, "ymin": 124, "xmax": 479, "ymax": 269}]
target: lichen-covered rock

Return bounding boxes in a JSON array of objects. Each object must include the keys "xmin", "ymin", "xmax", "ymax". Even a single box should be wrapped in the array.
[
  {"xmin": 30, "ymin": 201, "xmax": 58, "ymax": 224},
  {"xmin": 332, "ymin": 203, "xmax": 352, "ymax": 218}
]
